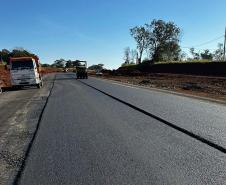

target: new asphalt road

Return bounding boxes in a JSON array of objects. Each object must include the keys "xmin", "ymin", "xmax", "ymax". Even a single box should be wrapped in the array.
[{"xmin": 18, "ymin": 73, "xmax": 226, "ymax": 185}]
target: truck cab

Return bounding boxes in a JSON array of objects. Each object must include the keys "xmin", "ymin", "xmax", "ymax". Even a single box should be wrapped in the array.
[
  {"xmin": 10, "ymin": 57, "xmax": 43, "ymax": 88},
  {"xmin": 75, "ymin": 61, "xmax": 88, "ymax": 79}
]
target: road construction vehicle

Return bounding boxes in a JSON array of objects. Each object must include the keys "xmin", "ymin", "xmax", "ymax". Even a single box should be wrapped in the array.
[
  {"xmin": 75, "ymin": 61, "xmax": 88, "ymax": 79},
  {"xmin": 10, "ymin": 57, "xmax": 43, "ymax": 88}
]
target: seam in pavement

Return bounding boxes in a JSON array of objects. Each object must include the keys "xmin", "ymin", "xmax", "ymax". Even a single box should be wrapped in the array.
[
  {"xmin": 78, "ymin": 80, "xmax": 226, "ymax": 154},
  {"xmin": 93, "ymin": 77, "xmax": 226, "ymax": 106},
  {"xmin": 12, "ymin": 74, "xmax": 56, "ymax": 185}
]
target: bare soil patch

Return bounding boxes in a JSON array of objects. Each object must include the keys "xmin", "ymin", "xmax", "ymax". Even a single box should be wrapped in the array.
[{"xmin": 98, "ymin": 73, "xmax": 226, "ymax": 101}]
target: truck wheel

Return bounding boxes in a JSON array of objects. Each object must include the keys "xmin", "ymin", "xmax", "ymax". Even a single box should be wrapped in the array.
[
  {"xmin": 37, "ymin": 83, "xmax": 42, "ymax": 89},
  {"xmin": 13, "ymin": 86, "xmax": 22, "ymax": 90}
]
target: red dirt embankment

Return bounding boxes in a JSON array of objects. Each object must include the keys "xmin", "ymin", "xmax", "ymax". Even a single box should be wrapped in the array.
[
  {"xmin": 0, "ymin": 66, "xmax": 11, "ymax": 88},
  {"xmin": 98, "ymin": 73, "xmax": 226, "ymax": 102},
  {"xmin": 40, "ymin": 67, "xmax": 63, "ymax": 74}
]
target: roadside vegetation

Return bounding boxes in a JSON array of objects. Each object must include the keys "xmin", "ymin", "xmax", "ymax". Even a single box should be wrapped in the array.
[
  {"xmin": 90, "ymin": 19, "xmax": 226, "ymax": 101},
  {"xmin": 121, "ymin": 19, "xmax": 225, "ymax": 68},
  {"xmin": 0, "ymin": 48, "xmax": 38, "ymax": 64}
]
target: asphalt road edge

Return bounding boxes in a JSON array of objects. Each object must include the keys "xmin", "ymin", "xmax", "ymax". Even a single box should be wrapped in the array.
[
  {"xmin": 93, "ymin": 77, "xmax": 226, "ymax": 106},
  {"xmin": 78, "ymin": 79, "xmax": 226, "ymax": 154},
  {"xmin": 12, "ymin": 74, "xmax": 56, "ymax": 185}
]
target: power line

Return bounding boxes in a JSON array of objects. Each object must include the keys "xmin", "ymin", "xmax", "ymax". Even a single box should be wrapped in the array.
[{"xmin": 182, "ymin": 35, "xmax": 224, "ymax": 49}]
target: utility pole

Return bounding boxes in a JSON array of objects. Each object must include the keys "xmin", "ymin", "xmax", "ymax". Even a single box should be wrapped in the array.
[
  {"xmin": 0, "ymin": 51, "xmax": 2, "ymax": 64},
  {"xmin": 224, "ymin": 27, "xmax": 226, "ymax": 61}
]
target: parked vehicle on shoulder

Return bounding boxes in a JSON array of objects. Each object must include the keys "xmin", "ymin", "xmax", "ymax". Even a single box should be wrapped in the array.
[
  {"xmin": 63, "ymin": 68, "xmax": 69, "ymax": 73},
  {"xmin": 96, "ymin": 71, "xmax": 103, "ymax": 76},
  {"xmin": 10, "ymin": 57, "xmax": 43, "ymax": 89}
]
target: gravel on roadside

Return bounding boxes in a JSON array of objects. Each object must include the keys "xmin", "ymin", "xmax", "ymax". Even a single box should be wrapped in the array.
[{"xmin": 0, "ymin": 74, "xmax": 55, "ymax": 185}]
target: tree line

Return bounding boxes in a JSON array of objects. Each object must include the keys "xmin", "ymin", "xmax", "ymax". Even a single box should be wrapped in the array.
[
  {"xmin": 49, "ymin": 59, "xmax": 104, "ymax": 72},
  {"xmin": 46, "ymin": 59, "xmax": 88, "ymax": 68},
  {"xmin": 0, "ymin": 48, "xmax": 38, "ymax": 64},
  {"xmin": 124, "ymin": 19, "xmax": 224, "ymax": 65},
  {"xmin": 188, "ymin": 44, "xmax": 224, "ymax": 61}
]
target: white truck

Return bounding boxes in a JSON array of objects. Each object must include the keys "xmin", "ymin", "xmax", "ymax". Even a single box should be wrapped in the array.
[{"xmin": 10, "ymin": 57, "xmax": 43, "ymax": 89}]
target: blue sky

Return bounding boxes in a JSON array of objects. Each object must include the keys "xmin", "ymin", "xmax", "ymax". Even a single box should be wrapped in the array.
[{"xmin": 0, "ymin": 0, "xmax": 226, "ymax": 69}]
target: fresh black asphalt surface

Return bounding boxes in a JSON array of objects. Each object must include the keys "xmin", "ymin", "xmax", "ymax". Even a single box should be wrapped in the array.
[
  {"xmin": 18, "ymin": 73, "xmax": 226, "ymax": 185},
  {"xmin": 84, "ymin": 77, "xmax": 226, "ymax": 149}
]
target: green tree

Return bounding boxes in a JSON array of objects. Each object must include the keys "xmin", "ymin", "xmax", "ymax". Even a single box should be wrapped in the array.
[
  {"xmin": 130, "ymin": 49, "xmax": 137, "ymax": 64},
  {"xmin": 10, "ymin": 48, "xmax": 37, "ymax": 58},
  {"xmin": 52, "ymin": 59, "xmax": 65, "ymax": 68},
  {"xmin": 123, "ymin": 47, "xmax": 130, "ymax": 64},
  {"xmin": 65, "ymin": 60, "xmax": 73, "ymax": 68},
  {"xmin": 88, "ymin": 64, "xmax": 104, "ymax": 72},
  {"xmin": 213, "ymin": 43, "xmax": 224, "ymax": 61},
  {"xmin": 130, "ymin": 26, "xmax": 149, "ymax": 64},
  {"xmin": 0, "ymin": 49, "xmax": 10, "ymax": 63},
  {"xmin": 190, "ymin": 48, "xmax": 200, "ymax": 60},
  {"xmin": 200, "ymin": 49, "xmax": 213, "ymax": 60},
  {"xmin": 0, "ymin": 48, "xmax": 38, "ymax": 64},
  {"xmin": 41, "ymin": 63, "xmax": 51, "ymax": 67},
  {"xmin": 145, "ymin": 19, "xmax": 181, "ymax": 62}
]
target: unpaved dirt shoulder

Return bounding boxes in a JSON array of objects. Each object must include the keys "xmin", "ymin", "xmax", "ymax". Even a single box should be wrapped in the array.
[
  {"xmin": 95, "ymin": 74, "xmax": 226, "ymax": 103},
  {"xmin": 0, "ymin": 74, "xmax": 55, "ymax": 185}
]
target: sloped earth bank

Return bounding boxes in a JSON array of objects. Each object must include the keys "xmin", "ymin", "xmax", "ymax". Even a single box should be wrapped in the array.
[
  {"xmin": 97, "ymin": 74, "xmax": 226, "ymax": 102},
  {"xmin": 0, "ymin": 74, "xmax": 55, "ymax": 185},
  {"xmin": 0, "ymin": 70, "xmax": 11, "ymax": 89}
]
